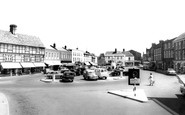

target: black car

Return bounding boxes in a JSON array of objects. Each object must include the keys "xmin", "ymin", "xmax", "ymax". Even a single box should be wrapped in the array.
[
  {"xmin": 60, "ymin": 71, "xmax": 76, "ymax": 82},
  {"xmin": 110, "ymin": 69, "xmax": 121, "ymax": 76}
]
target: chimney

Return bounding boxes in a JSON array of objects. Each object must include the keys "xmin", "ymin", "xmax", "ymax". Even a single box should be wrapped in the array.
[
  {"xmin": 53, "ymin": 43, "xmax": 56, "ymax": 48},
  {"xmin": 64, "ymin": 45, "xmax": 67, "ymax": 49},
  {"xmin": 123, "ymin": 48, "xmax": 125, "ymax": 52},
  {"xmin": 10, "ymin": 24, "xmax": 17, "ymax": 35},
  {"xmin": 50, "ymin": 43, "xmax": 56, "ymax": 49},
  {"xmin": 115, "ymin": 48, "xmax": 117, "ymax": 53}
]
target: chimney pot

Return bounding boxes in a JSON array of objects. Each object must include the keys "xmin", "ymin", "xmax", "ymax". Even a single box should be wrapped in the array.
[
  {"xmin": 115, "ymin": 48, "xmax": 117, "ymax": 53},
  {"xmin": 10, "ymin": 24, "xmax": 17, "ymax": 35}
]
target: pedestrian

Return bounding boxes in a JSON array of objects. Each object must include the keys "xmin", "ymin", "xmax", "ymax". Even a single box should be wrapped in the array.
[{"xmin": 149, "ymin": 73, "xmax": 154, "ymax": 86}]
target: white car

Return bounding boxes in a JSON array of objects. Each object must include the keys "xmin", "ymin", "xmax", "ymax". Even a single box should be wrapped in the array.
[
  {"xmin": 83, "ymin": 69, "xmax": 98, "ymax": 80},
  {"xmin": 95, "ymin": 68, "xmax": 109, "ymax": 79},
  {"xmin": 166, "ymin": 68, "xmax": 176, "ymax": 75}
]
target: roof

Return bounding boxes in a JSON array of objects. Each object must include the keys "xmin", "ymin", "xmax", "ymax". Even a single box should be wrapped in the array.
[
  {"xmin": 56, "ymin": 47, "xmax": 68, "ymax": 51},
  {"xmin": 0, "ymin": 30, "xmax": 44, "ymax": 47},
  {"xmin": 105, "ymin": 51, "xmax": 134, "ymax": 57},
  {"xmin": 124, "ymin": 51, "xmax": 134, "ymax": 57},
  {"xmin": 173, "ymin": 32, "xmax": 185, "ymax": 42}
]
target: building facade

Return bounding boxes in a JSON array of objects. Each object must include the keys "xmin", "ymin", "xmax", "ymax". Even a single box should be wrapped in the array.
[
  {"xmin": 58, "ymin": 47, "xmax": 72, "ymax": 63},
  {"xmin": 44, "ymin": 47, "xmax": 61, "ymax": 70},
  {"xmin": 163, "ymin": 38, "xmax": 175, "ymax": 70},
  {"xmin": 129, "ymin": 50, "xmax": 141, "ymax": 66},
  {"xmin": 71, "ymin": 48, "xmax": 84, "ymax": 63},
  {"xmin": 0, "ymin": 24, "xmax": 45, "ymax": 76},
  {"xmin": 104, "ymin": 49, "xmax": 134, "ymax": 67},
  {"xmin": 173, "ymin": 33, "xmax": 185, "ymax": 73}
]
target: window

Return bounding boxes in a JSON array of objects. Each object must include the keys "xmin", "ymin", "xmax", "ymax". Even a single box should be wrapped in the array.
[
  {"xmin": 33, "ymin": 48, "xmax": 36, "ymax": 54},
  {"xmin": 171, "ymin": 51, "xmax": 173, "ymax": 58},
  {"xmin": 4, "ymin": 44, "xmax": 7, "ymax": 52},
  {"xmin": 45, "ymin": 52, "xmax": 47, "ymax": 58},
  {"xmin": 164, "ymin": 44, "xmax": 167, "ymax": 50},
  {"xmin": 179, "ymin": 42, "xmax": 181, "ymax": 49},
  {"xmin": 24, "ymin": 55, "xmax": 30, "ymax": 62},
  {"xmin": 13, "ymin": 45, "xmax": 16, "ymax": 53},
  {"xmin": 0, "ymin": 44, "xmax": 4, "ymax": 52},
  {"xmin": 168, "ymin": 43, "xmax": 170, "ymax": 49},
  {"xmin": 4, "ymin": 54, "xmax": 13, "ymax": 62},
  {"xmin": 35, "ymin": 56, "xmax": 41, "ymax": 62},
  {"xmin": 25, "ymin": 46, "xmax": 29, "ymax": 53},
  {"xmin": 36, "ymin": 48, "xmax": 40, "ymax": 54}
]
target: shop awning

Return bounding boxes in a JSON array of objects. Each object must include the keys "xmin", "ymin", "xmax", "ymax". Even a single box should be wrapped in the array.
[
  {"xmin": 1, "ymin": 62, "xmax": 22, "ymax": 69},
  {"xmin": 20, "ymin": 62, "xmax": 35, "ymax": 68},
  {"xmin": 44, "ymin": 61, "xmax": 54, "ymax": 66},
  {"xmin": 44, "ymin": 61, "xmax": 61, "ymax": 66},
  {"xmin": 89, "ymin": 62, "xmax": 97, "ymax": 66},
  {"xmin": 33, "ymin": 62, "xmax": 46, "ymax": 67},
  {"xmin": 84, "ymin": 62, "xmax": 90, "ymax": 65},
  {"xmin": 53, "ymin": 61, "xmax": 62, "ymax": 65},
  {"xmin": 63, "ymin": 63, "xmax": 75, "ymax": 66}
]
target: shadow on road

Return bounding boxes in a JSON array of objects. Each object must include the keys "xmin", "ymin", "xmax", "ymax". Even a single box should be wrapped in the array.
[{"xmin": 149, "ymin": 94, "xmax": 185, "ymax": 115}]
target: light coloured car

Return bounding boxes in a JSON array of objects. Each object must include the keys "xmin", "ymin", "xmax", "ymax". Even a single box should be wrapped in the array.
[
  {"xmin": 180, "ymin": 84, "xmax": 185, "ymax": 96},
  {"xmin": 83, "ymin": 69, "xmax": 98, "ymax": 80},
  {"xmin": 95, "ymin": 68, "xmax": 109, "ymax": 79},
  {"xmin": 166, "ymin": 68, "xmax": 176, "ymax": 75}
]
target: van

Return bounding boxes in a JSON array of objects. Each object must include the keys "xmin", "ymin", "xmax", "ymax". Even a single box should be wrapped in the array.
[{"xmin": 95, "ymin": 68, "xmax": 109, "ymax": 79}]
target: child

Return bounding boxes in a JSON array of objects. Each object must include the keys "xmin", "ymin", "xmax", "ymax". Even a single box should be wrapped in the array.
[{"xmin": 149, "ymin": 73, "xmax": 154, "ymax": 86}]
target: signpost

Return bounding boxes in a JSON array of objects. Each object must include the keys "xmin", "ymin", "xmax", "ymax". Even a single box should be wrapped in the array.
[{"xmin": 108, "ymin": 68, "xmax": 148, "ymax": 102}]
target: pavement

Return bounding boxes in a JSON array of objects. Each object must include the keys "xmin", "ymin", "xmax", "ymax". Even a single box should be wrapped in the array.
[{"xmin": 0, "ymin": 93, "xmax": 9, "ymax": 115}]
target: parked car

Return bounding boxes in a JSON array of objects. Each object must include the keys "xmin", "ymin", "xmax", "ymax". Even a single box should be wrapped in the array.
[
  {"xmin": 166, "ymin": 68, "xmax": 176, "ymax": 75},
  {"xmin": 83, "ymin": 69, "xmax": 98, "ymax": 80},
  {"xmin": 95, "ymin": 68, "xmax": 109, "ymax": 79},
  {"xmin": 180, "ymin": 84, "xmax": 185, "ymax": 96},
  {"xmin": 109, "ymin": 69, "xmax": 121, "ymax": 76},
  {"xmin": 61, "ymin": 71, "xmax": 75, "ymax": 82}
]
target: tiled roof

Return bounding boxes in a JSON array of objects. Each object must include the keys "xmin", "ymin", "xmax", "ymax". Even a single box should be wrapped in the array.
[
  {"xmin": 0, "ymin": 30, "xmax": 44, "ymax": 47},
  {"xmin": 56, "ymin": 47, "xmax": 68, "ymax": 51},
  {"xmin": 124, "ymin": 51, "xmax": 134, "ymax": 57},
  {"xmin": 105, "ymin": 51, "xmax": 134, "ymax": 57},
  {"xmin": 173, "ymin": 32, "xmax": 185, "ymax": 42}
]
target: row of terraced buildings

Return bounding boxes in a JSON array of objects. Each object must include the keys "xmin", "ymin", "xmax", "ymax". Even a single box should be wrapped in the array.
[
  {"xmin": 143, "ymin": 32, "xmax": 185, "ymax": 74},
  {"xmin": 0, "ymin": 24, "xmax": 97, "ymax": 76}
]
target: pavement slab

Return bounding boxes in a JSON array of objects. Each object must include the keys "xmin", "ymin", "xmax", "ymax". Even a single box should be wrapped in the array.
[
  {"xmin": 0, "ymin": 93, "xmax": 9, "ymax": 115},
  {"xmin": 108, "ymin": 89, "xmax": 148, "ymax": 102}
]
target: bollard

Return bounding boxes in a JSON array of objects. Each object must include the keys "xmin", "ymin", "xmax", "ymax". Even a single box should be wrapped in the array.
[{"xmin": 52, "ymin": 74, "xmax": 56, "ymax": 82}]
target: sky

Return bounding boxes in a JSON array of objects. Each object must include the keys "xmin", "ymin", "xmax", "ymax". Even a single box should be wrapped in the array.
[{"xmin": 0, "ymin": 0, "xmax": 185, "ymax": 56}]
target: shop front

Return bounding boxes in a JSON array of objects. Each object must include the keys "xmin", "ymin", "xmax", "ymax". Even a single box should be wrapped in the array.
[
  {"xmin": 0, "ymin": 62, "xmax": 22, "ymax": 76},
  {"xmin": 20, "ymin": 62, "xmax": 35, "ymax": 74},
  {"xmin": 44, "ymin": 61, "xmax": 61, "ymax": 71},
  {"xmin": 33, "ymin": 62, "xmax": 46, "ymax": 73}
]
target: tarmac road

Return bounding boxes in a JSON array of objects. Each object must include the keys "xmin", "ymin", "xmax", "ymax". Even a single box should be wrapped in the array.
[{"xmin": 0, "ymin": 69, "xmax": 184, "ymax": 115}]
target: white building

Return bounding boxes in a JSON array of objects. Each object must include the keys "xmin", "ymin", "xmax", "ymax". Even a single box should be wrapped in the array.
[
  {"xmin": 71, "ymin": 48, "xmax": 84, "ymax": 63},
  {"xmin": 104, "ymin": 49, "xmax": 134, "ymax": 66}
]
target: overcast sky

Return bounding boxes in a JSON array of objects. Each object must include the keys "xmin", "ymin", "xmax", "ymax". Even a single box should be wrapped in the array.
[{"xmin": 0, "ymin": 0, "xmax": 185, "ymax": 56}]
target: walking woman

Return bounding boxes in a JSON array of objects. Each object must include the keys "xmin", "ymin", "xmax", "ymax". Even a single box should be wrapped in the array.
[{"xmin": 149, "ymin": 73, "xmax": 154, "ymax": 86}]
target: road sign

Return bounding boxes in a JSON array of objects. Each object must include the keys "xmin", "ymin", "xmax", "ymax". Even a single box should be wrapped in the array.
[{"xmin": 128, "ymin": 68, "xmax": 140, "ymax": 85}]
